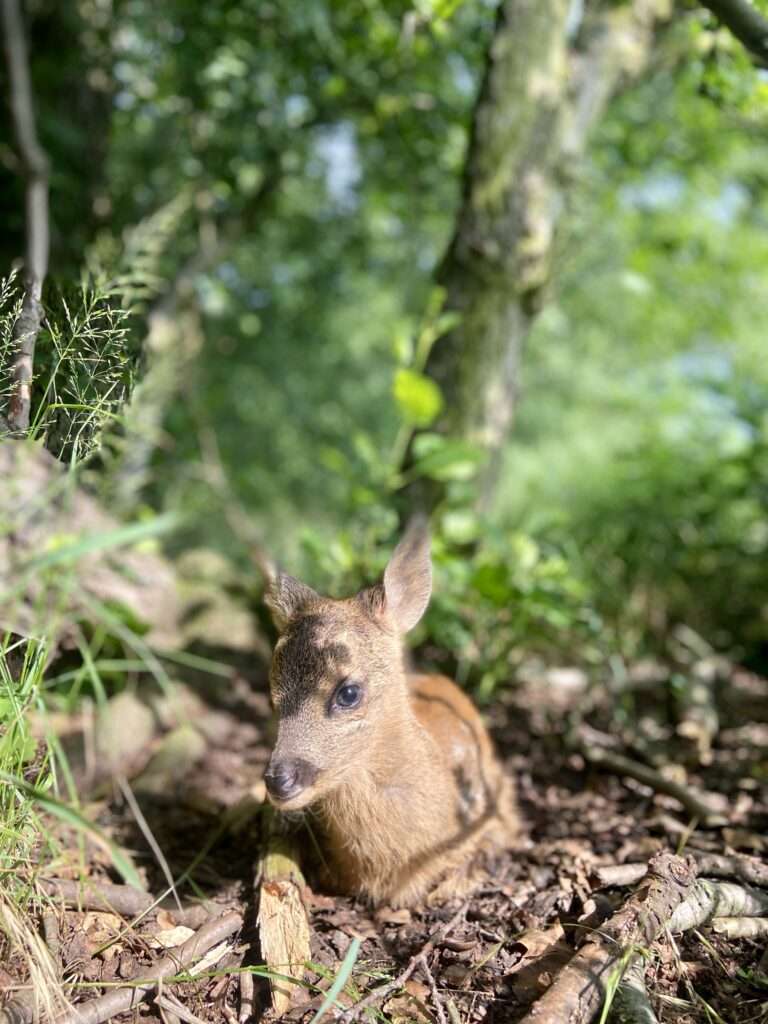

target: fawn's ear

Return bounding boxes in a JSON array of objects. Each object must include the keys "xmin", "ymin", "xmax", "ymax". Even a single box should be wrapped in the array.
[
  {"xmin": 381, "ymin": 517, "xmax": 432, "ymax": 633},
  {"xmin": 264, "ymin": 573, "xmax": 318, "ymax": 632}
]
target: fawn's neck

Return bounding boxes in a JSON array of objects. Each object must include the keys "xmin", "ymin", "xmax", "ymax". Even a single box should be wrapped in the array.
[{"xmin": 316, "ymin": 685, "xmax": 457, "ymax": 897}]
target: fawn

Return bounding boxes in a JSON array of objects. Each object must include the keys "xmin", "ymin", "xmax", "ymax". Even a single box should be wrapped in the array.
[{"xmin": 263, "ymin": 520, "xmax": 517, "ymax": 907}]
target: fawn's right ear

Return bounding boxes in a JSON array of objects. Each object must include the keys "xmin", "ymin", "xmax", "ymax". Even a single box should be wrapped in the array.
[
  {"xmin": 379, "ymin": 516, "xmax": 432, "ymax": 633},
  {"xmin": 264, "ymin": 572, "xmax": 318, "ymax": 632}
]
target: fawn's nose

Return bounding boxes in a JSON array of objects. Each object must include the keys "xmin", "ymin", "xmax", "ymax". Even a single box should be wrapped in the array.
[{"xmin": 264, "ymin": 758, "xmax": 318, "ymax": 802}]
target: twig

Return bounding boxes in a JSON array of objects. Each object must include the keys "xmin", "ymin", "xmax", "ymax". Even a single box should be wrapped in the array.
[
  {"xmin": 666, "ymin": 879, "xmax": 768, "ymax": 931},
  {"xmin": 0, "ymin": 0, "xmax": 50, "ymax": 433},
  {"xmin": 674, "ymin": 656, "xmax": 723, "ymax": 765},
  {"xmin": 238, "ymin": 971, "xmax": 255, "ymax": 1023},
  {"xmin": 710, "ymin": 917, "xmax": 768, "ymax": 939},
  {"xmin": 609, "ymin": 953, "xmax": 659, "ymax": 1024},
  {"xmin": 52, "ymin": 909, "xmax": 243, "ymax": 1024},
  {"xmin": 518, "ymin": 852, "xmax": 698, "ymax": 1024},
  {"xmin": 418, "ymin": 953, "xmax": 448, "ymax": 1024},
  {"xmin": 155, "ymin": 992, "xmax": 209, "ymax": 1024},
  {"xmin": 340, "ymin": 902, "xmax": 468, "ymax": 1022},
  {"xmin": 593, "ymin": 852, "xmax": 768, "ymax": 891},
  {"xmin": 593, "ymin": 864, "xmax": 650, "ymax": 889},
  {"xmin": 41, "ymin": 909, "xmax": 61, "ymax": 981},
  {"xmin": 575, "ymin": 739, "xmax": 728, "ymax": 826},
  {"xmin": 37, "ymin": 877, "xmax": 214, "ymax": 929}
]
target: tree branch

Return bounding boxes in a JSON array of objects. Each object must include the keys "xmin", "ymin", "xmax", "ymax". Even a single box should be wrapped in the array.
[
  {"xmin": 1, "ymin": 0, "xmax": 50, "ymax": 433},
  {"xmin": 52, "ymin": 909, "xmax": 242, "ymax": 1024},
  {"xmin": 700, "ymin": 0, "xmax": 768, "ymax": 66},
  {"xmin": 518, "ymin": 852, "xmax": 699, "ymax": 1024}
]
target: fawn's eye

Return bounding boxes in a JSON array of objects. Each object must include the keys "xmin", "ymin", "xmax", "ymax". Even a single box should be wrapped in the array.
[{"xmin": 332, "ymin": 681, "xmax": 363, "ymax": 711}]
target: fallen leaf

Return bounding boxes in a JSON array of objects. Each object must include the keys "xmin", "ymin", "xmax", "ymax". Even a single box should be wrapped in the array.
[{"xmin": 151, "ymin": 925, "xmax": 195, "ymax": 949}]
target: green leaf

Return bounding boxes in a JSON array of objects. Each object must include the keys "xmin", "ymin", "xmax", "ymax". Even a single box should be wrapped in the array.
[
  {"xmin": 411, "ymin": 438, "xmax": 484, "ymax": 482},
  {"xmin": 393, "ymin": 369, "xmax": 444, "ymax": 427},
  {"xmin": 310, "ymin": 937, "xmax": 361, "ymax": 1023}
]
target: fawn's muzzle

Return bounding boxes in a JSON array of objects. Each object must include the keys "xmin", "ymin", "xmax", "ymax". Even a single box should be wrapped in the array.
[{"xmin": 264, "ymin": 757, "xmax": 318, "ymax": 802}]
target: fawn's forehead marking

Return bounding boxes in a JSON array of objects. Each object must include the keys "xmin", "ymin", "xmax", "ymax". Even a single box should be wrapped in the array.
[{"xmin": 272, "ymin": 613, "xmax": 352, "ymax": 717}]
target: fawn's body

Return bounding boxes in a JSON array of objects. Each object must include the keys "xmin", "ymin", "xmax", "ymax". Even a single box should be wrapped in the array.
[{"xmin": 263, "ymin": 522, "xmax": 518, "ymax": 907}]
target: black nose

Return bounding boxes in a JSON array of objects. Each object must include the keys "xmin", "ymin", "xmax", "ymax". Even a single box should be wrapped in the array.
[{"xmin": 264, "ymin": 758, "xmax": 318, "ymax": 802}]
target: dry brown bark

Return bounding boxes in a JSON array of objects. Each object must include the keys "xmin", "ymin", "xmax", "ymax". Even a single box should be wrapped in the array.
[{"xmin": 518, "ymin": 852, "xmax": 698, "ymax": 1024}]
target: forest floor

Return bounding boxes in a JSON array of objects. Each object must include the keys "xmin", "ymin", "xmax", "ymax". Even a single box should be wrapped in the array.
[{"xmin": 3, "ymin": 613, "xmax": 768, "ymax": 1024}]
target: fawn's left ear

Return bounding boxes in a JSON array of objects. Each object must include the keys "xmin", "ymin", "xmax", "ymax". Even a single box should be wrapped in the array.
[
  {"xmin": 376, "ymin": 517, "xmax": 433, "ymax": 633},
  {"xmin": 264, "ymin": 573, "xmax": 319, "ymax": 632}
]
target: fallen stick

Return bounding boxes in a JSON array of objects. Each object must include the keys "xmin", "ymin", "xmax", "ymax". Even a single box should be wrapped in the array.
[
  {"xmin": 710, "ymin": 917, "xmax": 768, "ymax": 939},
  {"xmin": 340, "ymin": 902, "xmax": 467, "ymax": 1022},
  {"xmin": 38, "ymin": 877, "xmax": 214, "ymax": 929},
  {"xmin": 609, "ymin": 954, "xmax": 658, "ymax": 1024},
  {"xmin": 576, "ymin": 742, "xmax": 728, "ymax": 826},
  {"xmin": 593, "ymin": 852, "xmax": 768, "ymax": 891},
  {"xmin": 256, "ymin": 808, "xmax": 311, "ymax": 1016},
  {"xmin": 518, "ymin": 852, "xmax": 698, "ymax": 1024},
  {"xmin": 0, "ymin": 996, "xmax": 34, "ymax": 1024},
  {"xmin": 238, "ymin": 970, "xmax": 255, "ymax": 1023},
  {"xmin": 52, "ymin": 909, "xmax": 243, "ymax": 1024},
  {"xmin": 666, "ymin": 879, "xmax": 768, "ymax": 931}
]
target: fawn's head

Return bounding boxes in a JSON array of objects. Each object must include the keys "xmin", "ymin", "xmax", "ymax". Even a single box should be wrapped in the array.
[{"xmin": 262, "ymin": 520, "xmax": 432, "ymax": 811}]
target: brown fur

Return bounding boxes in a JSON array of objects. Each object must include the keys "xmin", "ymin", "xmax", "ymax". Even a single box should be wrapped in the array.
[{"xmin": 263, "ymin": 523, "xmax": 518, "ymax": 907}]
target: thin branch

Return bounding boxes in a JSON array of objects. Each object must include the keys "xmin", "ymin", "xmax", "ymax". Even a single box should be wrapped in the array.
[
  {"xmin": 710, "ymin": 916, "xmax": 768, "ymax": 938},
  {"xmin": 340, "ymin": 902, "xmax": 468, "ymax": 1022},
  {"xmin": 1, "ymin": 0, "xmax": 50, "ymax": 433},
  {"xmin": 593, "ymin": 851, "xmax": 768, "ymax": 890},
  {"xmin": 37, "ymin": 877, "xmax": 215, "ymax": 929},
  {"xmin": 610, "ymin": 954, "xmax": 659, "ymax": 1024},
  {"xmin": 575, "ymin": 736, "xmax": 728, "ymax": 826},
  {"xmin": 700, "ymin": 0, "xmax": 768, "ymax": 66},
  {"xmin": 518, "ymin": 852, "xmax": 699, "ymax": 1024},
  {"xmin": 52, "ymin": 909, "xmax": 243, "ymax": 1024},
  {"xmin": 666, "ymin": 878, "xmax": 768, "ymax": 931}
]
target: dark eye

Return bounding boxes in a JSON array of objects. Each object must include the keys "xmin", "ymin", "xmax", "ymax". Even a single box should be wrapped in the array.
[{"xmin": 333, "ymin": 681, "xmax": 363, "ymax": 711}]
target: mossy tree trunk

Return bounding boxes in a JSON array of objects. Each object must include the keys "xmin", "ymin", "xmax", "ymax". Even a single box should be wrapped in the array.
[{"xmin": 416, "ymin": 0, "xmax": 669, "ymax": 507}]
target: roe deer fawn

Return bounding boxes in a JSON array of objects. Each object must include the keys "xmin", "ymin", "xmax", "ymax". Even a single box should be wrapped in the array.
[{"xmin": 263, "ymin": 520, "xmax": 517, "ymax": 907}]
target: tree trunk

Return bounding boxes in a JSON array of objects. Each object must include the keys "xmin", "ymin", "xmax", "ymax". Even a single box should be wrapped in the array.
[{"xmin": 417, "ymin": 0, "xmax": 669, "ymax": 506}]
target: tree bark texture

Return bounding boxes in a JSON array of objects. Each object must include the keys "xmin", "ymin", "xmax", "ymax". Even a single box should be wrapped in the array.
[
  {"xmin": 1, "ymin": 0, "xmax": 50, "ymax": 434},
  {"xmin": 418, "ymin": 0, "xmax": 670, "ymax": 499}
]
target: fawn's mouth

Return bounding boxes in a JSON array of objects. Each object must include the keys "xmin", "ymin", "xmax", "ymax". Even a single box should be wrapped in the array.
[{"xmin": 266, "ymin": 785, "xmax": 319, "ymax": 811}]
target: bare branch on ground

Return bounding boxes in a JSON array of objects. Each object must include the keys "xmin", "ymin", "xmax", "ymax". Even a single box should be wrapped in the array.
[
  {"xmin": 575, "ymin": 737, "xmax": 728, "ymax": 826},
  {"xmin": 666, "ymin": 878, "xmax": 768, "ymax": 931},
  {"xmin": 594, "ymin": 851, "xmax": 768, "ymax": 890},
  {"xmin": 52, "ymin": 909, "xmax": 243, "ymax": 1024},
  {"xmin": 608, "ymin": 954, "xmax": 659, "ymax": 1024},
  {"xmin": 710, "ymin": 917, "xmax": 768, "ymax": 939},
  {"xmin": 518, "ymin": 852, "xmax": 698, "ymax": 1024},
  {"xmin": 37, "ymin": 877, "xmax": 215, "ymax": 929}
]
